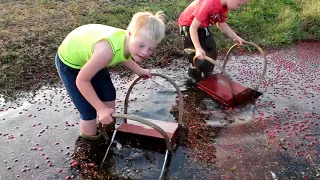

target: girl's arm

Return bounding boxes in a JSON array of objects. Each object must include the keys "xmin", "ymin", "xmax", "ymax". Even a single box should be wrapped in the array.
[
  {"xmin": 122, "ymin": 60, "xmax": 152, "ymax": 78},
  {"xmin": 217, "ymin": 22, "xmax": 244, "ymax": 44},
  {"xmin": 190, "ymin": 18, "xmax": 202, "ymax": 51},
  {"xmin": 76, "ymin": 40, "xmax": 113, "ymax": 111},
  {"xmin": 122, "ymin": 60, "xmax": 143, "ymax": 74},
  {"xmin": 190, "ymin": 18, "xmax": 206, "ymax": 60}
]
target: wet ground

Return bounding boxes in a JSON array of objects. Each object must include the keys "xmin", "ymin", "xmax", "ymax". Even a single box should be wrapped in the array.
[{"xmin": 1, "ymin": 42, "xmax": 320, "ymax": 180}]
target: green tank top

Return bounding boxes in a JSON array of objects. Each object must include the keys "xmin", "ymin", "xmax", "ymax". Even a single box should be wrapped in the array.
[{"xmin": 57, "ymin": 24, "xmax": 131, "ymax": 69}]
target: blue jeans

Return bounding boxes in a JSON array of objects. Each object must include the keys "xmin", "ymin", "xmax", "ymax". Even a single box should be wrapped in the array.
[{"xmin": 55, "ymin": 54, "xmax": 116, "ymax": 120}]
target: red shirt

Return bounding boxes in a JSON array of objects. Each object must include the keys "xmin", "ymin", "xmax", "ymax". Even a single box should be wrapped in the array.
[{"xmin": 178, "ymin": 0, "xmax": 229, "ymax": 28}]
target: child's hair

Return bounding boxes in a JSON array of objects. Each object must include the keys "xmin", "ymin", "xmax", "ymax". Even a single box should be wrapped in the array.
[{"xmin": 127, "ymin": 11, "xmax": 166, "ymax": 43}]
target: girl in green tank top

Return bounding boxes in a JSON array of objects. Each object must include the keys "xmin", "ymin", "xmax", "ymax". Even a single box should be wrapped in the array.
[{"xmin": 55, "ymin": 11, "xmax": 166, "ymax": 139}]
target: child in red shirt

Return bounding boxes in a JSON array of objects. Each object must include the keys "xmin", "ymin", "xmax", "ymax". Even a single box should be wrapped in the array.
[{"xmin": 178, "ymin": 0, "xmax": 249, "ymax": 81}]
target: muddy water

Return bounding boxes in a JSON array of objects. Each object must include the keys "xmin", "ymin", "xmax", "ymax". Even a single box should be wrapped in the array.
[
  {"xmin": 1, "ymin": 42, "xmax": 320, "ymax": 180},
  {"xmin": 211, "ymin": 42, "xmax": 320, "ymax": 179}
]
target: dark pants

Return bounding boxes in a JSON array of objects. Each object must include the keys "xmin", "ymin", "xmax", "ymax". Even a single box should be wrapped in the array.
[
  {"xmin": 55, "ymin": 54, "xmax": 116, "ymax": 120},
  {"xmin": 180, "ymin": 26, "xmax": 218, "ymax": 78}
]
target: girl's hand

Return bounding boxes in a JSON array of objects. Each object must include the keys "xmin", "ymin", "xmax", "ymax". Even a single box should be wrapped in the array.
[
  {"xmin": 97, "ymin": 107, "xmax": 115, "ymax": 125},
  {"xmin": 195, "ymin": 48, "xmax": 206, "ymax": 60},
  {"xmin": 138, "ymin": 68, "xmax": 152, "ymax": 79},
  {"xmin": 233, "ymin": 36, "xmax": 244, "ymax": 45}
]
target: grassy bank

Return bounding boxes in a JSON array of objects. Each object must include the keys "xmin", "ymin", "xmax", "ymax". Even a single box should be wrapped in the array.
[{"xmin": 0, "ymin": 0, "xmax": 319, "ymax": 99}]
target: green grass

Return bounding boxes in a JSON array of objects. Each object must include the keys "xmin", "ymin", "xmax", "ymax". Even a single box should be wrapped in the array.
[
  {"xmin": 301, "ymin": 0, "xmax": 320, "ymax": 39},
  {"xmin": 0, "ymin": 0, "xmax": 319, "ymax": 99},
  {"xmin": 219, "ymin": 0, "xmax": 318, "ymax": 49}
]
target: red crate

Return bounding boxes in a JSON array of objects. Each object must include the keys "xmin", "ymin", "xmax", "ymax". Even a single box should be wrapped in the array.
[
  {"xmin": 197, "ymin": 74, "xmax": 256, "ymax": 107},
  {"xmin": 117, "ymin": 119, "xmax": 179, "ymax": 148}
]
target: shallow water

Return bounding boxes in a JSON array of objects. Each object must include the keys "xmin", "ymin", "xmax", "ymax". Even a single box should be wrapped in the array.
[
  {"xmin": 211, "ymin": 42, "xmax": 320, "ymax": 179},
  {"xmin": 1, "ymin": 42, "xmax": 320, "ymax": 180}
]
